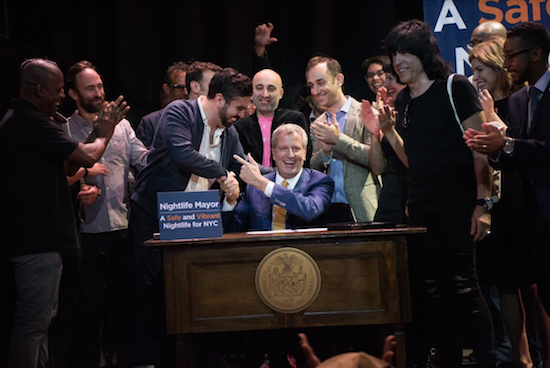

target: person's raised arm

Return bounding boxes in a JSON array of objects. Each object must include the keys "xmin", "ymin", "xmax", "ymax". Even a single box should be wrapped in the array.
[
  {"xmin": 67, "ymin": 95, "xmax": 130, "ymax": 167},
  {"xmin": 462, "ymin": 110, "xmax": 492, "ymax": 242},
  {"xmin": 254, "ymin": 22, "xmax": 278, "ymax": 58}
]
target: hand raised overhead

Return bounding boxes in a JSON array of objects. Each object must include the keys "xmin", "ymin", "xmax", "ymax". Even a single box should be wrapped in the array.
[{"xmin": 255, "ymin": 22, "xmax": 278, "ymax": 47}]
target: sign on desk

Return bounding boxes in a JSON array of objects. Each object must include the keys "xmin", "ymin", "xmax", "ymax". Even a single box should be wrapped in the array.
[{"xmin": 157, "ymin": 190, "xmax": 223, "ymax": 240}]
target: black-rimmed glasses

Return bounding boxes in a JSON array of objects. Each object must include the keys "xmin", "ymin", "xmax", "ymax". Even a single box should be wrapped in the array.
[
  {"xmin": 503, "ymin": 47, "xmax": 536, "ymax": 61},
  {"xmin": 365, "ymin": 69, "xmax": 385, "ymax": 81},
  {"xmin": 168, "ymin": 84, "xmax": 186, "ymax": 90}
]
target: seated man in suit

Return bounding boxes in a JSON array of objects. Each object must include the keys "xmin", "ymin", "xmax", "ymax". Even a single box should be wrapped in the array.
[{"xmin": 223, "ymin": 123, "xmax": 334, "ymax": 232}]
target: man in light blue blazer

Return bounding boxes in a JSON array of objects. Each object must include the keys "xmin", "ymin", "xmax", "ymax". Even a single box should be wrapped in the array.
[{"xmin": 223, "ymin": 123, "xmax": 334, "ymax": 232}]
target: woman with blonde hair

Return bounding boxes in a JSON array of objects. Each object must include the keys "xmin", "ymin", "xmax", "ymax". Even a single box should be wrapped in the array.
[{"xmin": 470, "ymin": 39, "xmax": 550, "ymax": 368}]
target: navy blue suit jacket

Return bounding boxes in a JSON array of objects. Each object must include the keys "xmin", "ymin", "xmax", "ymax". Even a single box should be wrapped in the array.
[
  {"xmin": 131, "ymin": 99, "xmax": 245, "ymax": 218},
  {"xmin": 499, "ymin": 82, "xmax": 550, "ymax": 225},
  {"xmin": 223, "ymin": 168, "xmax": 334, "ymax": 232},
  {"xmin": 136, "ymin": 108, "xmax": 164, "ymax": 149}
]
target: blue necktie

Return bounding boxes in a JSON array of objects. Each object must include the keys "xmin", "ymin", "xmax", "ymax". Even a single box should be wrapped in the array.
[{"xmin": 528, "ymin": 86, "xmax": 541, "ymax": 133}]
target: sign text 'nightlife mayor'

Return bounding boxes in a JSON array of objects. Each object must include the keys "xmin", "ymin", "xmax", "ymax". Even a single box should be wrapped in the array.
[
  {"xmin": 424, "ymin": 0, "xmax": 550, "ymax": 75},
  {"xmin": 157, "ymin": 190, "xmax": 222, "ymax": 240}
]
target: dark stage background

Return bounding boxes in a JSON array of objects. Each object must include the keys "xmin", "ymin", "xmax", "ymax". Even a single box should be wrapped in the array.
[{"xmin": 1, "ymin": 0, "xmax": 423, "ymax": 125}]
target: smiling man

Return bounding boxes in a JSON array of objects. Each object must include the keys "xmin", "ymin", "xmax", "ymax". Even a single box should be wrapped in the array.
[
  {"xmin": 234, "ymin": 68, "xmax": 310, "ymax": 169},
  {"xmin": 464, "ymin": 22, "xmax": 550, "ymax": 318},
  {"xmin": 385, "ymin": 19, "xmax": 496, "ymax": 368},
  {"xmin": 307, "ymin": 55, "xmax": 382, "ymax": 223},
  {"xmin": 223, "ymin": 123, "xmax": 334, "ymax": 232},
  {"xmin": 0, "ymin": 58, "xmax": 128, "ymax": 368},
  {"xmin": 64, "ymin": 60, "xmax": 149, "ymax": 368},
  {"xmin": 128, "ymin": 67, "xmax": 251, "ymax": 367}
]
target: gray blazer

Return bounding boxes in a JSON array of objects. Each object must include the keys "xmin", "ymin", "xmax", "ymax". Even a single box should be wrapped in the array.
[{"xmin": 309, "ymin": 97, "xmax": 380, "ymax": 222}]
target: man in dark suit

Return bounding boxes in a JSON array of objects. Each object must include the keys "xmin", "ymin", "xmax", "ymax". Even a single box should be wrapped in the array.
[
  {"xmin": 464, "ymin": 22, "xmax": 550, "ymax": 315},
  {"xmin": 223, "ymin": 123, "xmax": 334, "ymax": 232},
  {"xmin": 234, "ymin": 68, "xmax": 310, "ymax": 169},
  {"xmin": 129, "ymin": 67, "xmax": 251, "ymax": 367}
]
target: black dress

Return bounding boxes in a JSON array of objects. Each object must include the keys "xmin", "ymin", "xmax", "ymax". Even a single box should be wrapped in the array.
[{"xmin": 373, "ymin": 136, "xmax": 408, "ymax": 224}]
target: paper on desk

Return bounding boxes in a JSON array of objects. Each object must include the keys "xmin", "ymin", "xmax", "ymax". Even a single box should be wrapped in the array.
[{"xmin": 246, "ymin": 228, "xmax": 328, "ymax": 235}]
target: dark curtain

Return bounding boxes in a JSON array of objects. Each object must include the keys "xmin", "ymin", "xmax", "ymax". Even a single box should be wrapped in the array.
[{"xmin": 0, "ymin": 0, "xmax": 423, "ymax": 124}]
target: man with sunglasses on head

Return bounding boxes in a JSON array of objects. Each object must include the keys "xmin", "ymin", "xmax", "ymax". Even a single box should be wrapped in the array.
[{"xmin": 137, "ymin": 61, "xmax": 190, "ymax": 149}]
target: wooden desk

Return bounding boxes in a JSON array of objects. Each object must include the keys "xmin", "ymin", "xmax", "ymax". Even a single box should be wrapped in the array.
[{"xmin": 149, "ymin": 226, "xmax": 425, "ymax": 368}]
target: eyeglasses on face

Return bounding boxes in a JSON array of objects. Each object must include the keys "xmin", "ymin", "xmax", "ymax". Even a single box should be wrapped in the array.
[
  {"xmin": 365, "ymin": 69, "xmax": 385, "ymax": 81},
  {"xmin": 168, "ymin": 84, "xmax": 186, "ymax": 90},
  {"xmin": 503, "ymin": 46, "xmax": 536, "ymax": 61}
]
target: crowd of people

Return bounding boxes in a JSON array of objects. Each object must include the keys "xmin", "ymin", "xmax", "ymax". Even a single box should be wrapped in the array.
[{"xmin": 1, "ymin": 18, "xmax": 550, "ymax": 368}]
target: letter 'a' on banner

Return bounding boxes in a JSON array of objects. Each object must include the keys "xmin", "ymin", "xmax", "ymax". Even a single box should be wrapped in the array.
[
  {"xmin": 423, "ymin": 0, "xmax": 550, "ymax": 75},
  {"xmin": 157, "ymin": 190, "xmax": 223, "ymax": 241}
]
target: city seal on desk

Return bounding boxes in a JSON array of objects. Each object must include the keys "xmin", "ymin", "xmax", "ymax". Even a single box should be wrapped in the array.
[{"xmin": 255, "ymin": 247, "xmax": 321, "ymax": 314}]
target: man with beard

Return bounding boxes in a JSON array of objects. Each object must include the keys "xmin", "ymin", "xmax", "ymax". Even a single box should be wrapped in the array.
[
  {"xmin": 465, "ymin": 22, "xmax": 550, "ymax": 359},
  {"xmin": 64, "ymin": 60, "xmax": 148, "ymax": 368},
  {"xmin": 0, "ymin": 58, "xmax": 128, "ymax": 368},
  {"xmin": 234, "ymin": 68, "xmax": 310, "ymax": 169},
  {"xmin": 129, "ymin": 67, "xmax": 251, "ymax": 367}
]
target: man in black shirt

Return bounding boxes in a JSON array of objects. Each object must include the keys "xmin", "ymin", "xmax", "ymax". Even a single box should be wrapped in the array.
[
  {"xmin": 384, "ymin": 20, "xmax": 496, "ymax": 368},
  {"xmin": 0, "ymin": 58, "xmax": 128, "ymax": 368}
]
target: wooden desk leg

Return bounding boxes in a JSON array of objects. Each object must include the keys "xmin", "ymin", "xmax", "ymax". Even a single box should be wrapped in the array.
[
  {"xmin": 175, "ymin": 334, "xmax": 193, "ymax": 368},
  {"xmin": 394, "ymin": 326, "xmax": 406, "ymax": 368}
]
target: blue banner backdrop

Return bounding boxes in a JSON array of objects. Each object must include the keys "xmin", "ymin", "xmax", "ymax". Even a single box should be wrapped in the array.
[{"xmin": 423, "ymin": 0, "xmax": 550, "ymax": 75}]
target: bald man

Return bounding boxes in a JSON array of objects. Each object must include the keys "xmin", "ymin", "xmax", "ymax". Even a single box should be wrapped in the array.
[
  {"xmin": 0, "ymin": 58, "xmax": 128, "ymax": 368},
  {"xmin": 234, "ymin": 68, "xmax": 310, "ymax": 169},
  {"xmin": 470, "ymin": 20, "xmax": 507, "ymax": 47}
]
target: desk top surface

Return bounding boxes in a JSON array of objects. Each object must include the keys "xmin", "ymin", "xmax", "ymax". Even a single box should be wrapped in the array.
[{"xmin": 147, "ymin": 225, "xmax": 426, "ymax": 248}]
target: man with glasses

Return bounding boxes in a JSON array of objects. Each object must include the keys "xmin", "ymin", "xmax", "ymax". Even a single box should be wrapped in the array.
[
  {"xmin": 464, "ymin": 22, "xmax": 550, "ymax": 317},
  {"xmin": 360, "ymin": 55, "xmax": 389, "ymax": 101},
  {"xmin": 137, "ymin": 61, "xmax": 190, "ymax": 148}
]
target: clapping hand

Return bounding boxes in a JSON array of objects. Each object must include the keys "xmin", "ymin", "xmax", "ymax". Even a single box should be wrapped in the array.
[
  {"xmin": 361, "ymin": 100, "xmax": 381, "ymax": 140},
  {"xmin": 94, "ymin": 95, "xmax": 130, "ymax": 138},
  {"xmin": 255, "ymin": 22, "xmax": 278, "ymax": 47}
]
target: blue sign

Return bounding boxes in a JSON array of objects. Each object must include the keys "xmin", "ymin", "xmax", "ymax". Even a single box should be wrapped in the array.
[
  {"xmin": 157, "ymin": 190, "xmax": 223, "ymax": 241},
  {"xmin": 424, "ymin": 0, "xmax": 550, "ymax": 75}
]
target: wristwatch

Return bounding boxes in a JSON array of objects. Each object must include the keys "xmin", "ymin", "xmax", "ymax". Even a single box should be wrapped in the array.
[
  {"xmin": 476, "ymin": 197, "xmax": 494, "ymax": 211},
  {"xmin": 502, "ymin": 137, "xmax": 515, "ymax": 155}
]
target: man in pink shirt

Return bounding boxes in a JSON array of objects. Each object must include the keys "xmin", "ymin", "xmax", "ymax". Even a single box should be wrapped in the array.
[{"xmin": 234, "ymin": 68, "xmax": 310, "ymax": 171}]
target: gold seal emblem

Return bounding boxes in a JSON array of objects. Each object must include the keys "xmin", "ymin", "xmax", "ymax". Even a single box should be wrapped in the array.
[{"xmin": 255, "ymin": 247, "xmax": 321, "ymax": 314}]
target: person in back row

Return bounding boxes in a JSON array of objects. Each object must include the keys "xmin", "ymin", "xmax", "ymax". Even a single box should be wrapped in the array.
[{"xmin": 234, "ymin": 68, "xmax": 310, "ymax": 170}]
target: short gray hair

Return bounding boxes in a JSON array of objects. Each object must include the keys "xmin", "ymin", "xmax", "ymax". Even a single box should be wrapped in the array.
[{"xmin": 271, "ymin": 123, "xmax": 308, "ymax": 150}]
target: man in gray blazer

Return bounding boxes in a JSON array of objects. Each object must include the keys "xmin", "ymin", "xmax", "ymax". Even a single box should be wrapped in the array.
[{"xmin": 307, "ymin": 55, "xmax": 382, "ymax": 223}]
